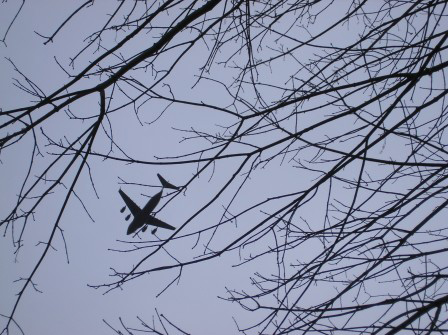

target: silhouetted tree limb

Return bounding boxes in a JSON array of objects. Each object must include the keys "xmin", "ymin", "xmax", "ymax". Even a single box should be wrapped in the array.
[{"xmin": 2, "ymin": 1, "xmax": 448, "ymax": 334}]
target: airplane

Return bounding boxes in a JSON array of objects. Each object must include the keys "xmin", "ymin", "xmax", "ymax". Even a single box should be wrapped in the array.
[{"xmin": 118, "ymin": 189, "xmax": 175, "ymax": 235}]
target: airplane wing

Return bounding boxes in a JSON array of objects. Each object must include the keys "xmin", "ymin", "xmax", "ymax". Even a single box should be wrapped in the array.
[
  {"xmin": 146, "ymin": 215, "xmax": 176, "ymax": 230},
  {"xmin": 141, "ymin": 190, "xmax": 163, "ymax": 214},
  {"xmin": 119, "ymin": 189, "xmax": 141, "ymax": 216}
]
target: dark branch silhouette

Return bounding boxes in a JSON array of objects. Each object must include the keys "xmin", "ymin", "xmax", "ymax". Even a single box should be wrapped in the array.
[{"xmin": 2, "ymin": 1, "xmax": 448, "ymax": 334}]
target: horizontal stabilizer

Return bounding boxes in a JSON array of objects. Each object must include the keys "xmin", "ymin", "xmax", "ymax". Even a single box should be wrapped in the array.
[{"xmin": 157, "ymin": 173, "xmax": 180, "ymax": 190}]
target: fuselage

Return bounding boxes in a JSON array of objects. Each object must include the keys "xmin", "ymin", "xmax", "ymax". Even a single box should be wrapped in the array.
[
  {"xmin": 120, "ymin": 189, "xmax": 173, "ymax": 234},
  {"xmin": 127, "ymin": 207, "xmax": 149, "ymax": 234}
]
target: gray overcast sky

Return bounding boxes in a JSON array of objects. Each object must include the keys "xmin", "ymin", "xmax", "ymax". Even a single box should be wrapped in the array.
[
  {"xmin": 2, "ymin": 1, "xmax": 447, "ymax": 335},
  {"xmin": 0, "ymin": 2, "xmax": 285, "ymax": 333}
]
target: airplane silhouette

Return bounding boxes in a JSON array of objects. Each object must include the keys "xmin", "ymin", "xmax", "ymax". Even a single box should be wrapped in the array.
[{"xmin": 119, "ymin": 189, "xmax": 175, "ymax": 235}]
